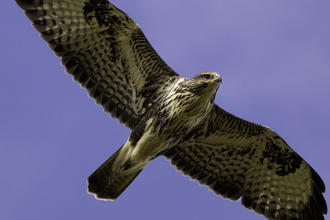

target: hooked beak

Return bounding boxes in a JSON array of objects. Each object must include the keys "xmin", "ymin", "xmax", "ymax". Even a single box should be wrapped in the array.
[{"xmin": 216, "ymin": 75, "xmax": 222, "ymax": 84}]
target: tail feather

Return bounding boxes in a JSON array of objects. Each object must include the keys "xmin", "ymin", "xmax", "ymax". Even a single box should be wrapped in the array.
[{"xmin": 87, "ymin": 145, "xmax": 143, "ymax": 200}]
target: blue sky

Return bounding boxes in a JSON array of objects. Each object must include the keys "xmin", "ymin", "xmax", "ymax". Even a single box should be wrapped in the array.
[{"xmin": 1, "ymin": 1, "xmax": 329, "ymax": 219}]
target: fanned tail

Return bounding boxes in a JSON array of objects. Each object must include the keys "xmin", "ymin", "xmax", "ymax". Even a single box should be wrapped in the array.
[{"xmin": 87, "ymin": 145, "xmax": 143, "ymax": 200}]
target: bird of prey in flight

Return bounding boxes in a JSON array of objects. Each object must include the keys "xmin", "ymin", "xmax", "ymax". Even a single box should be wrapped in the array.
[{"xmin": 15, "ymin": 0, "xmax": 327, "ymax": 219}]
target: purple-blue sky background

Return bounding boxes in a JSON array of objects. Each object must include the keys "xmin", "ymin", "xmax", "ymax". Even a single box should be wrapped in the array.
[{"xmin": 1, "ymin": 1, "xmax": 329, "ymax": 219}]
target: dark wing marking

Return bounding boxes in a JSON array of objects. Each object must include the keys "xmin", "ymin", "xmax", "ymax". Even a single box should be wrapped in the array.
[
  {"xmin": 15, "ymin": 0, "xmax": 180, "ymax": 129},
  {"xmin": 164, "ymin": 104, "xmax": 327, "ymax": 220}
]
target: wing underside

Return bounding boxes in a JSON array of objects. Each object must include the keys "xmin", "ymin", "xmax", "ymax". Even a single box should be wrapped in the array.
[
  {"xmin": 16, "ymin": 0, "xmax": 180, "ymax": 129},
  {"xmin": 164, "ymin": 105, "xmax": 327, "ymax": 220}
]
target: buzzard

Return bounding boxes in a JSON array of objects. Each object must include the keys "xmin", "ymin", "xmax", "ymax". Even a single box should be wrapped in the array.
[{"xmin": 15, "ymin": 0, "xmax": 327, "ymax": 219}]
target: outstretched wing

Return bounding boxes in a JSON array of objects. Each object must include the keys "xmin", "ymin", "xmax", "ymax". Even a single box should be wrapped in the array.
[
  {"xmin": 164, "ymin": 105, "xmax": 327, "ymax": 220},
  {"xmin": 15, "ymin": 0, "xmax": 180, "ymax": 129}
]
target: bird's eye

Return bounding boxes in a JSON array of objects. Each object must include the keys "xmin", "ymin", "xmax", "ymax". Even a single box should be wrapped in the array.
[{"xmin": 202, "ymin": 74, "xmax": 211, "ymax": 80}]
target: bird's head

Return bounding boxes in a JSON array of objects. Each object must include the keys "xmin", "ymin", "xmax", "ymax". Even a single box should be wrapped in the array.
[
  {"xmin": 180, "ymin": 71, "xmax": 222, "ymax": 96},
  {"xmin": 193, "ymin": 71, "xmax": 222, "ymax": 85},
  {"xmin": 171, "ymin": 71, "xmax": 221, "ymax": 118},
  {"xmin": 174, "ymin": 71, "xmax": 221, "ymax": 109}
]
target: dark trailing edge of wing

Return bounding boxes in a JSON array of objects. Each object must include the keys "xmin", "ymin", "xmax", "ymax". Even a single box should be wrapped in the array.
[{"xmin": 164, "ymin": 144, "xmax": 327, "ymax": 220}]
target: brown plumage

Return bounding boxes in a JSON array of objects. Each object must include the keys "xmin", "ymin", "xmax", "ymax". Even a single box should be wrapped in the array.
[{"xmin": 15, "ymin": 0, "xmax": 327, "ymax": 219}]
